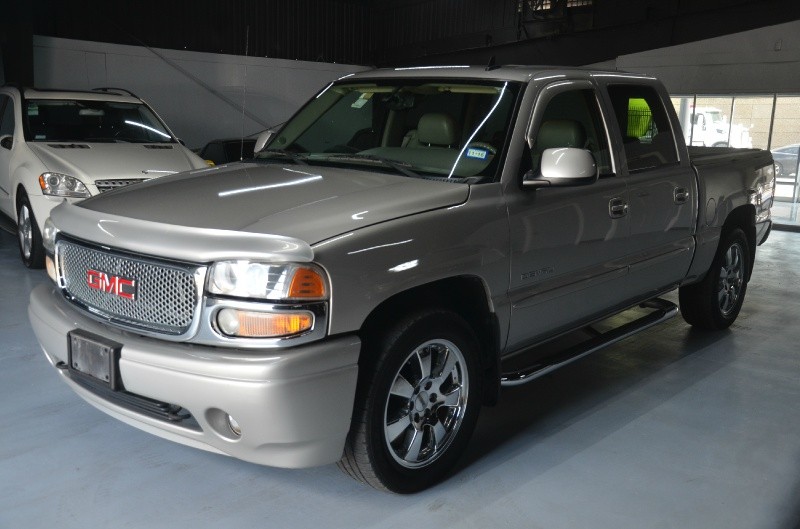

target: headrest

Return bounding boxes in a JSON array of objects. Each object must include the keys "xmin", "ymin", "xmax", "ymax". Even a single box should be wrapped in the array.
[
  {"xmin": 536, "ymin": 120, "xmax": 586, "ymax": 151},
  {"xmin": 417, "ymin": 113, "xmax": 457, "ymax": 146}
]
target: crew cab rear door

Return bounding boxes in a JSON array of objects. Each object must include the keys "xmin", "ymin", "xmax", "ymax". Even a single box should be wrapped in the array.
[
  {"xmin": 600, "ymin": 81, "xmax": 697, "ymax": 297},
  {"xmin": 504, "ymin": 79, "xmax": 631, "ymax": 351}
]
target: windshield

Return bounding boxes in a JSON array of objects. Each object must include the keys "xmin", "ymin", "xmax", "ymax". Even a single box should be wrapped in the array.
[
  {"xmin": 24, "ymin": 99, "xmax": 175, "ymax": 143},
  {"xmin": 258, "ymin": 79, "xmax": 521, "ymax": 181}
]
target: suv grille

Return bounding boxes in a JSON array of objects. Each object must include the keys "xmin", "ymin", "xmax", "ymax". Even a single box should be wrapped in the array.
[
  {"xmin": 57, "ymin": 239, "xmax": 200, "ymax": 335},
  {"xmin": 95, "ymin": 179, "xmax": 146, "ymax": 193}
]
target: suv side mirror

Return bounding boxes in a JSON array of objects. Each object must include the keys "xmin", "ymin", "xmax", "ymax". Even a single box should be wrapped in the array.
[
  {"xmin": 254, "ymin": 130, "xmax": 274, "ymax": 153},
  {"xmin": 0, "ymin": 135, "xmax": 12, "ymax": 150},
  {"xmin": 524, "ymin": 148, "xmax": 598, "ymax": 188}
]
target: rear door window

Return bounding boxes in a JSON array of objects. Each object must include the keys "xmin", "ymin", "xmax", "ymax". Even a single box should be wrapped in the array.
[{"xmin": 607, "ymin": 85, "xmax": 679, "ymax": 172}]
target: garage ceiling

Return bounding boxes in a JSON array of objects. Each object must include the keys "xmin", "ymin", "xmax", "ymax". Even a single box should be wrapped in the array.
[{"xmin": 4, "ymin": 0, "xmax": 800, "ymax": 74}]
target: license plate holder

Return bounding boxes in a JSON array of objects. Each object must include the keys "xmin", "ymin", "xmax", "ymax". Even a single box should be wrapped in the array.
[{"xmin": 68, "ymin": 330, "xmax": 123, "ymax": 391}]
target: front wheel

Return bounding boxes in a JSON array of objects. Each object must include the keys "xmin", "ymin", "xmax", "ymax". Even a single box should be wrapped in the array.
[
  {"xmin": 17, "ymin": 193, "xmax": 45, "ymax": 269},
  {"xmin": 338, "ymin": 310, "xmax": 482, "ymax": 493},
  {"xmin": 679, "ymin": 228, "xmax": 750, "ymax": 330}
]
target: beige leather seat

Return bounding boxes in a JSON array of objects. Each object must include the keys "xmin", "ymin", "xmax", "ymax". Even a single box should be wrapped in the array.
[
  {"xmin": 403, "ymin": 113, "xmax": 459, "ymax": 148},
  {"xmin": 532, "ymin": 119, "xmax": 587, "ymax": 170}
]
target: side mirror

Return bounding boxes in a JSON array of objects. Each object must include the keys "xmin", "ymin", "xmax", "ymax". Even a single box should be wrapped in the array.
[
  {"xmin": 0, "ymin": 135, "xmax": 12, "ymax": 150},
  {"xmin": 254, "ymin": 130, "xmax": 274, "ymax": 153},
  {"xmin": 524, "ymin": 148, "xmax": 598, "ymax": 188}
]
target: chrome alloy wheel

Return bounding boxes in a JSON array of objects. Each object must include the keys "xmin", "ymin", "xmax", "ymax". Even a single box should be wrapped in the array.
[
  {"xmin": 17, "ymin": 203, "xmax": 33, "ymax": 260},
  {"xmin": 383, "ymin": 339, "xmax": 469, "ymax": 469},
  {"xmin": 717, "ymin": 242, "xmax": 744, "ymax": 317}
]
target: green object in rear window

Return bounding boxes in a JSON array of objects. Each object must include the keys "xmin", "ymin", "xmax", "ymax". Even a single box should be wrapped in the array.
[{"xmin": 627, "ymin": 98, "xmax": 652, "ymax": 138}]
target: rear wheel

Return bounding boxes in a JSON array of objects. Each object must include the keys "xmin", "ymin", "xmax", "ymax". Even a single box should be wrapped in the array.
[
  {"xmin": 16, "ymin": 192, "xmax": 45, "ymax": 269},
  {"xmin": 339, "ymin": 309, "xmax": 482, "ymax": 493},
  {"xmin": 679, "ymin": 228, "xmax": 750, "ymax": 330}
]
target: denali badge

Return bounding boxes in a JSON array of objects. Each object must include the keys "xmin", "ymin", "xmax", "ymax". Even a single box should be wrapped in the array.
[{"xmin": 86, "ymin": 269, "xmax": 137, "ymax": 300}]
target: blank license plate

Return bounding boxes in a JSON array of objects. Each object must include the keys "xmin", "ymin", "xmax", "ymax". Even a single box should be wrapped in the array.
[{"xmin": 68, "ymin": 330, "xmax": 122, "ymax": 390}]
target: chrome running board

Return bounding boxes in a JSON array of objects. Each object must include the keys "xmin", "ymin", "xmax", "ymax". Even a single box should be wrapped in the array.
[{"xmin": 500, "ymin": 298, "xmax": 678, "ymax": 387}]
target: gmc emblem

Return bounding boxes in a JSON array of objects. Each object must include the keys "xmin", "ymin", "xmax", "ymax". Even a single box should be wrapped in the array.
[{"xmin": 86, "ymin": 269, "xmax": 137, "ymax": 300}]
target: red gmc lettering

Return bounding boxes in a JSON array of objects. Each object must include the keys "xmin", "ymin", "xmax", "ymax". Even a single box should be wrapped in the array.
[{"xmin": 86, "ymin": 270, "xmax": 136, "ymax": 300}]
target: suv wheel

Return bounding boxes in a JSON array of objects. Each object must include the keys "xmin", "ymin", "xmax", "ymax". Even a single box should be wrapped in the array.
[{"xmin": 17, "ymin": 192, "xmax": 45, "ymax": 269}]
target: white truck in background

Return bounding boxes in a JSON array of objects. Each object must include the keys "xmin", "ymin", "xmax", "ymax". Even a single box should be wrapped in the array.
[{"xmin": 688, "ymin": 106, "xmax": 753, "ymax": 148}]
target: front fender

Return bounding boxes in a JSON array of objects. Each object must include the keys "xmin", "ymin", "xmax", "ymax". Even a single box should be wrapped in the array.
[{"xmin": 314, "ymin": 183, "xmax": 510, "ymax": 337}]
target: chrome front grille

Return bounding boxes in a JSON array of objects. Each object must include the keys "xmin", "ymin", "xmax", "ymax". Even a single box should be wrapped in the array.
[
  {"xmin": 57, "ymin": 239, "xmax": 200, "ymax": 335},
  {"xmin": 95, "ymin": 179, "xmax": 146, "ymax": 193}
]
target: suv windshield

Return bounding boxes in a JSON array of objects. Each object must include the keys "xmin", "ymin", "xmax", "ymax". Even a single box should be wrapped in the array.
[
  {"xmin": 258, "ymin": 79, "xmax": 521, "ymax": 181},
  {"xmin": 24, "ymin": 99, "xmax": 175, "ymax": 143}
]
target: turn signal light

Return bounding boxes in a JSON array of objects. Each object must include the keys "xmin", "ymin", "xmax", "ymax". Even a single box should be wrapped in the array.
[
  {"xmin": 45, "ymin": 255, "xmax": 57, "ymax": 282},
  {"xmin": 288, "ymin": 267, "xmax": 327, "ymax": 299},
  {"xmin": 216, "ymin": 308, "xmax": 313, "ymax": 338}
]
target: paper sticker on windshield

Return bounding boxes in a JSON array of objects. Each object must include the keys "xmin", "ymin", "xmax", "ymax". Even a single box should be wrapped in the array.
[
  {"xmin": 466, "ymin": 147, "xmax": 489, "ymax": 160},
  {"xmin": 351, "ymin": 93, "xmax": 372, "ymax": 109},
  {"xmin": 28, "ymin": 105, "xmax": 39, "ymax": 116}
]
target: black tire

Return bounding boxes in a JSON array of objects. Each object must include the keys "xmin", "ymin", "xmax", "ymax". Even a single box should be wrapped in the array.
[
  {"xmin": 679, "ymin": 228, "xmax": 750, "ymax": 330},
  {"xmin": 16, "ymin": 192, "xmax": 45, "ymax": 269},
  {"xmin": 338, "ymin": 309, "xmax": 482, "ymax": 493}
]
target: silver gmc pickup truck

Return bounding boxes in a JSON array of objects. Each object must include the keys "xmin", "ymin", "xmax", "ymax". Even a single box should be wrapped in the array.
[{"xmin": 28, "ymin": 66, "xmax": 774, "ymax": 493}]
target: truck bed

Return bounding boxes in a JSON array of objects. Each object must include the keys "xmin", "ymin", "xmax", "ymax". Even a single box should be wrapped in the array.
[{"xmin": 688, "ymin": 145, "xmax": 773, "ymax": 168}]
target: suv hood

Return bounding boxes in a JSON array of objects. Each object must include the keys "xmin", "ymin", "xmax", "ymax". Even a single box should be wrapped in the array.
[
  {"xmin": 28, "ymin": 142, "xmax": 197, "ymax": 181},
  {"xmin": 74, "ymin": 162, "xmax": 470, "ymax": 246}
]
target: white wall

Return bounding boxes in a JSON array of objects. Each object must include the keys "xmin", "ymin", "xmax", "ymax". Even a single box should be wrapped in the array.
[
  {"xmin": 33, "ymin": 36, "xmax": 368, "ymax": 149},
  {"xmin": 607, "ymin": 20, "xmax": 800, "ymax": 95}
]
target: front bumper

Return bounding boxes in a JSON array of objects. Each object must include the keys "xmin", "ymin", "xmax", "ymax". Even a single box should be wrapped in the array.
[{"xmin": 28, "ymin": 283, "xmax": 360, "ymax": 468}]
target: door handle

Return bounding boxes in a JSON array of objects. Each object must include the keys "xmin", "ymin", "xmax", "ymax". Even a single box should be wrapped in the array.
[
  {"xmin": 674, "ymin": 187, "xmax": 690, "ymax": 204},
  {"xmin": 608, "ymin": 197, "xmax": 628, "ymax": 218}
]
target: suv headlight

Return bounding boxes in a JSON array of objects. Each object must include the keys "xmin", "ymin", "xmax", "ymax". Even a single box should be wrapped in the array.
[
  {"xmin": 207, "ymin": 261, "xmax": 328, "ymax": 339},
  {"xmin": 42, "ymin": 217, "xmax": 59, "ymax": 283},
  {"xmin": 208, "ymin": 261, "xmax": 327, "ymax": 300},
  {"xmin": 39, "ymin": 172, "xmax": 90, "ymax": 198}
]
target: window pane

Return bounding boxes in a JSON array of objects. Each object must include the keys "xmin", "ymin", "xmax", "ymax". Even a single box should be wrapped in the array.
[
  {"xmin": 771, "ymin": 96, "xmax": 800, "ymax": 226},
  {"xmin": 607, "ymin": 85, "xmax": 679, "ymax": 172},
  {"xmin": 731, "ymin": 96, "xmax": 773, "ymax": 150},
  {"xmin": 690, "ymin": 97, "xmax": 743, "ymax": 147},
  {"xmin": 533, "ymin": 88, "xmax": 612, "ymax": 175}
]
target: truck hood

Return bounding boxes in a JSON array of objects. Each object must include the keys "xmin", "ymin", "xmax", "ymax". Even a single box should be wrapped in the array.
[
  {"xmin": 72, "ymin": 161, "xmax": 470, "ymax": 247},
  {"xmin": 27, "ymin": 142, "xmax": 198, "ymax": 181}
]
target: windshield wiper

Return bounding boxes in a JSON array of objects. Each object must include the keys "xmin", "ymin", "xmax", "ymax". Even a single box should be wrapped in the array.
[
  {"xmin": 325, "ymin": 153, "xmax": 419, "ymax": 178},
  {"xmin": 255, "ymin": 149, "xmax": 308, "ymax": 165}
]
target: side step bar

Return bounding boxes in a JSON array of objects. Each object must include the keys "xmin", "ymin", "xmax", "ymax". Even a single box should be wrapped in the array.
[{"xmin": 500, "ymin": 298, "xmax": 678, "ymax": 387}]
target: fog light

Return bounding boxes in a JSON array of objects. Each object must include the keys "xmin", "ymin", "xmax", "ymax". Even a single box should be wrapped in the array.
[
  {"xmin": 227, "ymin": 415, "xmax": 242, "ymax": 437},
  {"xmin": 216, "ymin": 308, "xmax": 313, "ymax": 338},
  {"xmin": 45, "ymin": 255, "xmax": 57, "ymax": 282}
]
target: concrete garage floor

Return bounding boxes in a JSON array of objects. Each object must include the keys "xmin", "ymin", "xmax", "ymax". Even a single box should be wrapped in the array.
[{"xmin": 1, "ymin": 227, "xmax": 799, "ymax": 529}]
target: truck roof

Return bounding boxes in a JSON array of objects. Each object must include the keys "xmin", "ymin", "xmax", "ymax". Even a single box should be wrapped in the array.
[{"xmin": 342, "ymin": 65, "xmax": 656, "ymax": 84}]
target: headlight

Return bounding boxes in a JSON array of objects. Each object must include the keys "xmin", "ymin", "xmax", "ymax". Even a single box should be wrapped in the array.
[
  {"xmin": 207, "ymin": 261, "xmax": 327, "ymax": 340},
  {"xmin": 42, "ymin": 217, "xmax": 58, "ymax": 254},
  {"xmin": 207, "ymin": 261, "xmax": 327, "ymax": 301},
  {"xmin": 38, "ymin": 172, "xmax": 90, "ymax": 198}
]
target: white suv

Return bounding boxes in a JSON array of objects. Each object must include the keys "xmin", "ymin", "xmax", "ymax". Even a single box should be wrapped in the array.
[{"xmin": 0, "ymin": 86, "xmax": 207, "ymax": 267}]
